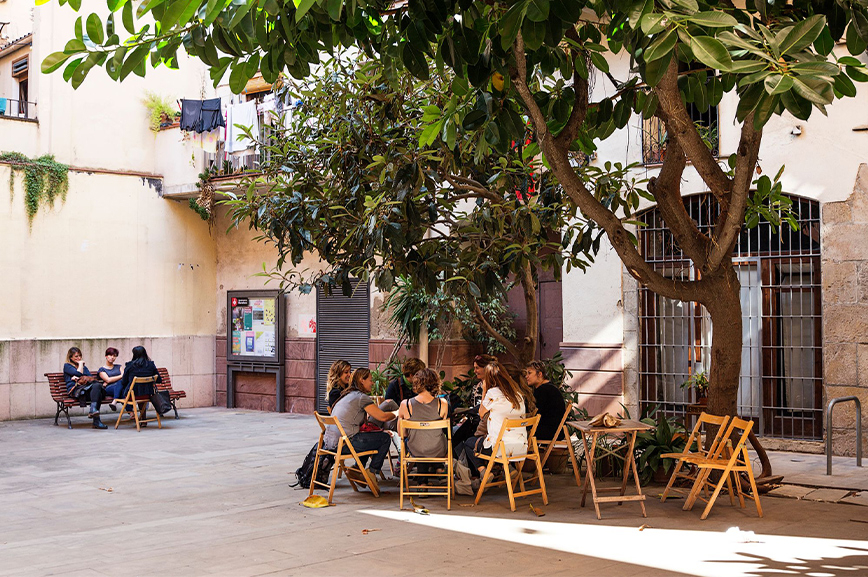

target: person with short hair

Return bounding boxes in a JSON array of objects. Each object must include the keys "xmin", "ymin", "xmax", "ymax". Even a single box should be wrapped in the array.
[
  {"xmin": 398, "ymin": 368, "xmax": 449, "ymax": 479},
  {"xmin": 63, "ymin": 347, "xmax": 107, "ymax": 429},
  {"xmin": 525, "ymin": 360, "xmax": 567, "ymax": 441},
  {"xmin": 384, "ymin": 357, "xmax": 426, "ymax": 405},
  {"xmin": 325, "ymin": 368, "xmax": 397, "ymax": 492},
  {"xmin": 471, "ymin": 354, "xmax": 497, "ymax": 406},
  {"xmin": 97, "ymin": 347, "xmax": 125, "ymax": 411},
  {"xmin": 326, "ymin": 360, "xmax": 352, "ymax": 410}
]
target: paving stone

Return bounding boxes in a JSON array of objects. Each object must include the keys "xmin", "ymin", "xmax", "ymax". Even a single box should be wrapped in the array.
[
  {"xmin": 803, "ymin": 488, "xmax": 852, "ymax": 502},
  {"xmin": 767, "ymin": 485, "xmax": 815, "ymax": 500}
]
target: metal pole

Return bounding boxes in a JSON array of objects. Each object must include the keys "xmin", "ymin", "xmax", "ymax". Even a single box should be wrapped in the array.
[{"xmin": 826, "ymin": 396, "xmax": 862, "ymax": 475}]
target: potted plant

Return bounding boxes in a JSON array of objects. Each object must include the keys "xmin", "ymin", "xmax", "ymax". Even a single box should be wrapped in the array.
[
  {"xmin": 681, "ymin": 371, "xmax": 709, "ymax": 405},
  {"xmin": 634, "ymin": 412, "xmax": 689, "ymax": 485}
]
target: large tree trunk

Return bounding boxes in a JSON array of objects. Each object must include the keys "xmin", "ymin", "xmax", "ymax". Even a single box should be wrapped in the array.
[{"xmin": 701, "ymin": 263, "xmax": 743, "ymax": 417}]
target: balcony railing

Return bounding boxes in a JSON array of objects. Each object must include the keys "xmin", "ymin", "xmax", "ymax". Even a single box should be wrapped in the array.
[{"xmin": 0, "ymin": 98, "xmax": 37, "ymax": 121}]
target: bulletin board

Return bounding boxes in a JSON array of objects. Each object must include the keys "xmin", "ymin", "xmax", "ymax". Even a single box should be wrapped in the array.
[{"xmin": 226, "ymin": 290, "xmax": 285, "ymax": 365}]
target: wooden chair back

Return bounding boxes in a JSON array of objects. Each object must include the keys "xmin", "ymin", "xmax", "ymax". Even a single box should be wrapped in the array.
[
  {"xmin": 398, "ymin": 419, "xmax": 453, "ymax": 510},
  {"xmin": 115, "ymin": 376, "xmax": 161, "ymax": 432},
  {"xmin": 310, "ymin": 412, "xmax": 381, "ymax": 502},
  {"xmin": 660, "ymin": 412, "xmax": 730, "ymax": 503},
  {"xmin": 536, "ymin": 406, "xmax": 582, "ymax": 488},
  {"xmin": 474, "ymin": 414, "xmax": 549, "ymax": 511},
  {"xmin": 686, "ymin": 416, "xmax": 762, "ymax": 520}
]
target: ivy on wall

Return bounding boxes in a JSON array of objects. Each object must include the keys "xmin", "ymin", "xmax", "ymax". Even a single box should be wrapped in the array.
[{"xmin": 0, "ymin": 152, "xmax": 70, "ymax": 225}]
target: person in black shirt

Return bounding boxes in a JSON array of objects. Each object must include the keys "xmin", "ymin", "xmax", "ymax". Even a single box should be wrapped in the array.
[
  {"xmin": 384, "ymin": 357, "xmax": 426, "ymax": 405},
  {"xmin": 524, "ymin": 361, "xmax": 566, "ymax": 441}
]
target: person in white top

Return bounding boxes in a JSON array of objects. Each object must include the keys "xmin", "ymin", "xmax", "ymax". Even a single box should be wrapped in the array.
[{"xmin": 461, "ymin": 361, "xmax": 536, "ymax": 477}]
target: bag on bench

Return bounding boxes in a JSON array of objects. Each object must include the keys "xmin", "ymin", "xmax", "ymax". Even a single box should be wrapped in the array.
[{"xmin": 292, "ymin": 443, "xmax": 334, "ymax": 489}]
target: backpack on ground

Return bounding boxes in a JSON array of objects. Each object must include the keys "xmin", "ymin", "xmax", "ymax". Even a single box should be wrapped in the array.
[{"xmin": 291, "ymin": 443, "xmax": 335, "ymax": 489}]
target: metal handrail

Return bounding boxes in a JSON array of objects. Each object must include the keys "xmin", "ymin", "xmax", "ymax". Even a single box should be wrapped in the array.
[
  {"xmin": 826, "ymin": 396, "xmax": 862, "ymax": 475},
  {"xmin": 0, "ymin": 97, "xmax": 38, "ymax": 121}
]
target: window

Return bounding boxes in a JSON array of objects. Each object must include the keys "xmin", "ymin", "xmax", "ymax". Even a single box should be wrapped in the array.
[{"xmin": 637, "ymin": 194, "xmax": 823, "ymax": 440}]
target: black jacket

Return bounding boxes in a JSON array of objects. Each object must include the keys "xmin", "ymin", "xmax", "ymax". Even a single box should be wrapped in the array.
[{"xmin": 119, "ymin": 360, "xmax": 161, "ymax": 396}]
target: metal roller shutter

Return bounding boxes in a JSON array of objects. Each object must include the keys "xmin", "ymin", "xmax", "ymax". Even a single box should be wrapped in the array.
[{"xmin": 315, "ymin": 280, "xmax": 370, "ymax": 413}]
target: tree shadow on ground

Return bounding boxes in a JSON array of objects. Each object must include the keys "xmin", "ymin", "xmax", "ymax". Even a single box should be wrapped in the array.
[{"xmin": 713, "ymin": 547, "xmax": 868, "ymax": 577}]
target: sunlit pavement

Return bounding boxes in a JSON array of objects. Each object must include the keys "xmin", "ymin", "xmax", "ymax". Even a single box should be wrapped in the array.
[{"xmin": 1, "ymin": 407, "xmax": 866, "ymax": 577}]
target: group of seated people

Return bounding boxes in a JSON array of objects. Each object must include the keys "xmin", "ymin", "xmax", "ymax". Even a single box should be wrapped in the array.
[
  {"xmin": 62, "ymin": 345, "xmax": 166, "ymax": 429},
  {"xmin": 321, "ymin": 353, "xmax": 567, "ymax": 491}
]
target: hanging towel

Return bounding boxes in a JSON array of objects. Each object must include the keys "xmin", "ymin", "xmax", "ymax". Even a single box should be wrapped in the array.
[
  {"xmin": 0, "ymin": 98, "xmax": 6, "ymax": 115},
  {"xmin": 179, "ymin": 99, "xmax": 202, "ymax": 131},
  {"xmin": 200, "ymin": 98, "xmax": 225, "ymax": 132},
  {"xmin": 226, "ymin": 101, "xmax": 259, "ymax": 153},
  {"xmin": 180, "ymin": 98, "xmax": 225, "ymax": 133}
]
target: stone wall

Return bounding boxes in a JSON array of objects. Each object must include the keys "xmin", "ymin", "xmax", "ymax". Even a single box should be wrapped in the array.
[
  {"xmin": 561, "ymin": 343, "xmax": 625, "ymax": 416},
  {"xmin": 821, "ymin": 163, "xmax": 868, "ymax": 457},
  {"xmin": 0, "ymin": 336, "xmax": 215, "ymax": 421}
]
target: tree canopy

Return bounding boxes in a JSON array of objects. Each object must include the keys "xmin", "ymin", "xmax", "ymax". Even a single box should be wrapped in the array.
[{"xmin": 40, "ymin": 0, "xmax": 868, "ymax": 414}]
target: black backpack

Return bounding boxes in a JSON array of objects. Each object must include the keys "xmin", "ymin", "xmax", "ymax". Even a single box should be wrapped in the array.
[{"xmin": 291, "ymin": 443, "xmax": 334, "ymax": 489}]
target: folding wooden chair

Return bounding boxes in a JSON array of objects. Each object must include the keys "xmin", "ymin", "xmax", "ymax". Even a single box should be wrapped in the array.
[
  {"xmin": 398, "ymin": 419, "xmax": 453, "ymax": 510},
  {"xmin": 684, "ymin": 416, "xmax": 763, "ymax": 520},
  {"xmin": 536, "ymin": 408, "xmax": 582, "ymax": 487},
  {"xmin": 309, "ymin": 413, "xmax": 381, "ymax": 504},
  {"xmin": 114, "ymin": 376, "xmax": 161, "ymax": 432},
  {"xmin": 474, "ymin": 414, "xmax": 548, "ymax": 511},
  {"xmin": 660, "ymin": 412, "xmax": 730, "ymax": 503}
]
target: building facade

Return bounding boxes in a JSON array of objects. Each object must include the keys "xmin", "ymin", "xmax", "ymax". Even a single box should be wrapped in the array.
[{"xmin": 1, "ymin": 4, "xmax": 865, "ymax": 456}]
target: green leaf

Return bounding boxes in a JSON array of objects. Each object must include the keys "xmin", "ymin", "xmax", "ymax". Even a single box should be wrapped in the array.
[
  {"xmin": 689, "ymin": 35, "xmax": 732, "ymax": 71},
  {"xmin": 499, "ymin": 1, "xmax": 528, "ymax": 50},
  {"xmin": 763, "ymin": 74, "xmax": 793, "ymax": 95},
  {"xmin": 846, "ymin": 65, "xmax": 868, "ymax": 83},
  {"xmin": 295, "ymin": 0, "xmax": 317, "ymax": 22},
  {"xmin": 68, "ymin": 0, "xmax": 82, "ymax": 9},
  {"xmin": 41, "ymin": 51, "xmax": 73, "ymax": 74},
  {"xmin": 71, "ymin": 52, "xmax": 100, "ymax": 89},
  {"xmin": 846, "ymin": 21, "xmax": 867, "ymax": 56},
  {"xmin": 401, "ymin": 43, "xmax": 429, "ymax": 80},
  {"xmin": 229, "ymin": 61, "xmax": 251, "ymax": 93},
  {"xmin": 64, "ymin": 39, "xmax": 87, "ymax": 53},
  {"xmin": 574, "ymin": 54, "xmax": 588, "ymax": 79},
  {"xmin": 644, "ymin": 49, "xmax": 672, "ymax": 86},
  {"xmin": 833, "ymin": 73, "xmax": 857, "ymax": 97},
  {"xmin": 137, "ymin": 0, "xmax": 169, "ymax": 18},
  {"xmin": 791, "ymin": 77, "xmax": 833, "ymax": 105},
  {"xmin": 589, "ymin": 51, "xmax": 608, "ymax": 73},
  {"xmin": 326, "ymin": 0, "xmax": 342, "ymax": 21},
  {"xmin": 122, "ymin": 1, "xmax": 135, "ymax": 34},
  {"xmin": 162, "ymin": 0, "xmax": 200, "ymax": 30},
  {"xmin": 420, "ymin": 119, "xmax": 442, "ymax": 146},
  {"xmin": 779, "ymin": 15, "xmax": 825, "ymax": 55},
  {"xmin": 228, "ymin": 1, "xmax": 255, "ymax": 29},
  {"xmin": 640, "ymin": 13, "xmax": 666, "ymax": 35},
  {"xmin": 63, "ymin": 58, "xmax": 83, "ymax": 82},
  {"xmin": 106, "ymin": 0, "xmax": 129, "ymax": 10},
  {"xmin": 526, "ymin": 0, "xmax": 549, "ymax": 22},
  {"xmin": 120, "ymin": 44, "xmax": 149, "ymax": 80},
  {"xmin": 644, "ymin": 28, "xmax": 676, "ymax": 62},
  {"xmin": 814, "ymin": 26, "xmax": 834, "ymax": 56},
  {"xmin": 687, "ymin": 11, "xmax": 738, "ymax": 28},
  {"xmin": 86, "ymin": 13, "xmax": 105, "ymax": 44}
]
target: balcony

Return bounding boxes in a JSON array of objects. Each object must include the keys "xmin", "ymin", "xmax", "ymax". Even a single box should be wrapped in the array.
[{"xmin": 0, "ymin": 97, "xmax": 37, "ymax": 122}]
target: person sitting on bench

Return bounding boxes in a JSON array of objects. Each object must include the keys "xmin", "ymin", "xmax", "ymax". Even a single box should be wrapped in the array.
[
  {"xmin": 63, "ymin": 347, "xmax": 107, "ymax": 429},
  {"xmin": 117, "ymin": 346, "xmax": 167, "ymax": 421}
]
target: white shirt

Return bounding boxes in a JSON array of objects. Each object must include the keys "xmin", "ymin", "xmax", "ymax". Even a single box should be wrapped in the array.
[{"xmin": 482, "ymin": 387, "xmax": 527, "ymax": 457}]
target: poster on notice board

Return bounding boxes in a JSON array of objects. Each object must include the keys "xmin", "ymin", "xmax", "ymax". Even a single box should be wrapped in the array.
[{"xmin": 227, "ymin": 291, "xmax": 284, "ymax": 364}]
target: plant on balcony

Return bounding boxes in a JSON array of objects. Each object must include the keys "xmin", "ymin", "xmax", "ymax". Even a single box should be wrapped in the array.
[
  {"xmin": 189, "ymin": 167, "xmax": 215, "ymax": 228},
  {"xmin": 143, "ymin": 91, "xmax": 177, "ymax": 133},
  {"xmin": 0, "ymin": 151, "xmax": 69, "ymax": 226}
]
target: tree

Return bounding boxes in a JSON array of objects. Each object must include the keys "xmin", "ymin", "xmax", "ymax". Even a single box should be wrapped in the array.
[
  {"xmin": 41, "ymin": 0, "xmax": 868, "ymax": 417},
  {"xmin": 226, "ymin": 55, "xmax": 631, "ymax": 363}
]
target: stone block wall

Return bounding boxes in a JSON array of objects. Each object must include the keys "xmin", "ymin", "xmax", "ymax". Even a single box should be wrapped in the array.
[
  {"xmin": 0, "ymin": 336, "xmax": 216, "ymax": 421},
  {"xmin": 821, "ymin": 163, "xmax": 868, "ymax": 457}
]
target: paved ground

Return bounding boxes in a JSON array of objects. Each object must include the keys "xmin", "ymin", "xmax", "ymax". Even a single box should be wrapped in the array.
[{"xmin": 2, "ymin": 407, "xmax": 868, "ymax": 577}]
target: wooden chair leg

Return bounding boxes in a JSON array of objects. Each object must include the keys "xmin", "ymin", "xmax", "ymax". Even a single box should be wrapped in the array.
[
  {"xmin": 534, "ymin": 453, "xmax": 549, "ymax": 505},
  {"xmin": 474, "ymin": 457, "xmax": 497, "ymax": 506},
  {"xmin": 661, "ymin": 459, "xmax": 685, "ymax": 502},
  {"xmin": 565, "ymin": 431, "xmax": 582, "ymax": 487},
  {"xmin": 700, "ymin": 463, "xmax": 736, "ymax": 520},
  {"xmin": 503, "ymin": 460, "xmax": 517, "ymax": 511},
  {"xmin": 327, "ymin": 458, "xmax": 341, "ymax": 504},
  {"xmin": 310, "ymin": 450, "xmax": 322, "ymax": 498}
]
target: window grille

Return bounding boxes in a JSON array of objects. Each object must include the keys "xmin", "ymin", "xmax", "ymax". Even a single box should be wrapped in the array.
[
  {"xmin": 642, "ymin": 104, "xmax": 718, "ymax": 165},
  {"xmin": 637, "ymin": 194, "xmax": 823, "ymax": 440}
]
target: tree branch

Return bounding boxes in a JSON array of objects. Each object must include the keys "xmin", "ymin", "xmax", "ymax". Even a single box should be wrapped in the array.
[
  {"xmin": 510, "ymin": 32, "xmax": 703, "ymax": 302},
  {"xmin": 467, "ymin": 291, "xmax": 523, "ymax": 362},
  {"xmin": 647, "ymin": 138, "xmax": 711, "ymax": 268},
  {"xmin": 708, "ymin": 113, "xmax": 762, "ymax": 269},
  {"xmin": 654, "ymin": 57, "xmax": 731, "ymax": 204},
  {"xmin": 442, "ymin": 174, "xmax": 503, "ymax": 202},
  {"xmin": 518, "ymin": 260, "xmax": 538, "ymax": 364}
]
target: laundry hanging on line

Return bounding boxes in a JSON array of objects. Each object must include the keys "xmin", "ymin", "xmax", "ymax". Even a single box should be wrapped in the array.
[
  {"xmin": 179, "ymin": 98, "xmax": 225, "ymax": 133},
  {"xmin": 226, "ymin": 100, "xmax": 260, "ymax": 154}
]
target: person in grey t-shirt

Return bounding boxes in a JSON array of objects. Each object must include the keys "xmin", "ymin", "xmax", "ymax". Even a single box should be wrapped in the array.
[{"xmin": 324, "ymin": 368, "xmax": 397, "ymax": 484}]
